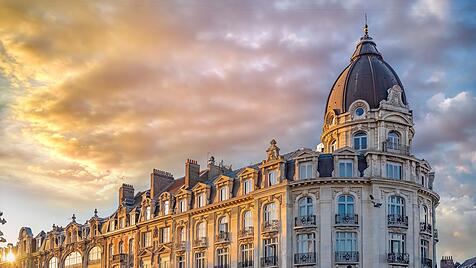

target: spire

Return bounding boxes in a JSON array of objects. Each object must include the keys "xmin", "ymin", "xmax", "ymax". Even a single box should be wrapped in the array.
[
  {"xmin": 94, "ymin": 208, "xmax": 98, "ymax": 217},
  {"xmin": 363, "ymin": 13, "xmax": 370, "ymax": 39},
  {"xmin": 72, "ymin": 214, "xmax": 76, "ymax": 223}
]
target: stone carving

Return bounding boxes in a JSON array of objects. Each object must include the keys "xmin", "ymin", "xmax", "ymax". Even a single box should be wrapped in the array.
[{"xmin": 380, "ymin": 85, "xmax": 407, "ymax": 108}]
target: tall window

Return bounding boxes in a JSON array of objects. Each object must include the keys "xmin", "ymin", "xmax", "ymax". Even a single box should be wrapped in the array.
[
  {"xmin": 219, "ymin": 186, "xmax": 229, "ymax": 201},
  {"xmin": 388, "ymin": 196, "xmax": 405, "ymax": 216},
  {"xmin": 268, "ymin": 170, "xmax": 278, "ymax": 186},
  {"xmin": 218, "ymin": 217, "xmax": 228, "ymax": 234},
  {"xmin": 263, "ymin": 237, "xmax": 277, "ymax": 258},
  {"xmin": 176, "ymin": 256, "xmax": 185, "ymax": 268},
  {"xmin": 243, "ymin": 179, "xmax": 253, "ymax": 195},
  {"xmin": 130, "ymin": 214, "xmax": 136, "ymax": 225},
  {"xmin": 421, "ymin": 176, "xmax": 426, "ymax": 187},
  {"xmin": 389, "ymin": 233, "xmax": 405, "ymax": 254},
  {"xmin": 49, "ymin": 257, "xmax": 58, "ymax": 268},
  {"xmin": 119, "ymin": 241, "xmax": 124, "ymax": 254},
  {"xmin": 264, "ymin": 203, "xmax": 277, "ymax": 223},
  {"xmin": 195, "ymin": 252, "xmax": 205, "ymax": 268},
  {"xmin": 388, "ymin": 131, "xmax": 400, "ymax": 147},
  {"xmin": 330, "ymin": 140, "xmax": 336, "ymax": 153},
  {"xmin": 196, "ymin": 222, "xmax": 206, "ymax": 239},
  {"xmin": 109, "ymin": 243, "xmax": 114, "ymax": 257},
  {"xmin": 338, "ymin": 195, "xmax": 354, "ymax": 216},
  {"xmin": 128, "ymin": 239, "xmax": 134, "ymax": 255},
  {"xmin": 159, "ymin": 227, "xmax": 170, "ymax": 243},
  {"xmin": 243, "ymin": 211, "xmax": 252, "ymax": 230},
  {"xmin": 145, "ymin": 206, "xmax": 151, "ymax": 220},
  {"xmin": 420, "ymin": 239, "xmax": 429, "ymax": 261},
  {"xmin": 298, "ymin": 197, "xmax": 313, "ymax": 217},
  {"xmin": 179, "ymin": 199, "xmax": 187, "ymax": 213},
  {"xmin": 299, "ymin": 162, "xmax": 313, "ymax": 180},
  {"xmin": 64, "ymin": 251, "xmax": 82, "ymax": 267},
  {"xmin": 336, "ymin": 232, "xmax": 357, "ymax": 252},
  {"xmin": 420, "ymin": 205, "xmax": 429, "ymax": 224},
  {"xmin": 353, "ymin": 132, "xmax": 367, "ymax": 151},
  {"xmin": 216, "ymin": 247, "xmax": 229, "ymax": 267},
  {"xmin": 178, "ymin": 227, "xmax": 186, "ymax": 242},
  {"xmin": 163, "ymin": 200, "xmax": 170, "ymax": 215},
  {"xmin": 240, "ymin": 243, "xmax": 253, "ymax": 267},
  {"xmin": 386, "ymin": 162, "xmax": 402, "ymax": 180},
  {"xmin": 158, "ymin": 257, "xmax": 168, "ymax": 268},
  {"xmin": 197, "ymin": 193, "xmax": 206, "ymax": 208},
  {"xmin": 338, "ymin": 160, "xmax": 353, "ymax": 177},
  {"xmin": 142, "ymin": 232, "xmax": 151, "ymax": 247},
  {"xmin": 297, "ymin": 233, "xmax": 315, "ymax": 254}
]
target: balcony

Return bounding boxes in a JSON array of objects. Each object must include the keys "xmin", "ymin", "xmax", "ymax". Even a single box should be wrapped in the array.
[
  {"xmin": 335, "ymin": 214, "xmax": 358, "ymax": 226},
  {"xmin": 193, "ymin": 237, "xmax": 207, "ymax": 248},
  {"xmin": 387, "ymin": 253, "xmax": 409, "ymax": 265},
  {"xmin": 294, "ymin": 252, "xmax": 317, "ymax": 265},
  {"xmin": 238, "ymin": 260, "xmax": 253, "ymax": 268},
  {"xmin": 295, "ymin": 215, "xmax": 317, "ymax": 228},
  {"xmin": 174, "ymin": 242, "xmax": 185, "ymax": 252},
  {"xmin": 262, "ymin": 220, "xmax": 279, "ymax": 233},
  {"xmin": 420, "ymin": 222, "xmax": 432, "ymax": 235},
  {"xmin": 215, "ymin": 232, "xmax": 230, "ymax": 243},
  {"xmin": 383, "ymin": 141, "xmax": 410, "ymax": 155},
  {"xmin": 422, "ymin": 258, "xmax": 432, "ymax": 268},
  {"xmin": 434, "ymin": 229, "xmax": 439, "ymax": 243},
  {"xmin": 261, "ymin": 256, "xmax": 278, "ymax": 267},
  {"xmin": 335, "ymin": 251, "xmax": 359, "ymax": 263},
  {"xmin": 238, "ymin": 227, "xmax": 254, "ymax": 239},
  {"xmin": 388, "ymin": 214, "xmax": 408, "ymax": 228},
  {"xmin": 112, "ymin": 253, "xmax": 127, "ymax": 263}
]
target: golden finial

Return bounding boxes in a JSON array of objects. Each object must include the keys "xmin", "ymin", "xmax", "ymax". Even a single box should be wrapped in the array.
[{"xmin": 364, "ymin": 13, "xmax": 369, "ymax": 37}]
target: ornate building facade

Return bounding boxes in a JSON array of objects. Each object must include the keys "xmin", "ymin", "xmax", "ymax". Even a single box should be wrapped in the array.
[{"xmin": 3, "ymin": 25, "xmax": 439, "ymax": 268}]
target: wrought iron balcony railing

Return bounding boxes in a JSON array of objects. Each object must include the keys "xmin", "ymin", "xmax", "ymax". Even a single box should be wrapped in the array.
[
  {"xmin": 294, "ymin": 252, "xmax": 317, "ymax": 264},
  {"xmin": 193, "ymin": 237, "xmax": 207, "ymax": 248},
  {"xmin": 238, "ymin": 260, "xmax": 253, "ymax": 268},
  {"xmin": 387, "ymin": 253, "xmax": 410, "ymax": 264},
  {"xmin": 174, "ymin": 242, "xmax": 185, "ymax": 251},
  {"xmin": 383, "ymin": 141, "xmax": 410, "ymax": 155},
  {"xmin": 238, "ymin": 227, "xmax": 254, "ymax": 238},
  {"xmin": 262, "ymin": 220, "xmax": 279, "ymax": 233},
  {"xmin": 112, "ymin": 253, "xmax": 127, "ymax": 263},
  {"xmin": 215, "ymin": 232, "xmax": 230, "ymax": 243},
  {"xmin": 335, "ymin": 251, "xmax": 359, "ymax": 263},
  {"xmin": 388, "ymin": 214, "xmax": 409, "ymax": 228},
  {"xmin": 295, "ymin": 215, "xmax": 317, "ymax": 227},
  {"xmin": 335, "ymin": 213, "xmax": 358, "ymax": 225},
  {"xmin": 420, "ymin": 222, "xmax": 432, "ymax": 234},
  {"xmin": 261, "ymin": 256, "xmax": 278, "ymax": 267},
  {"xmin": 422, "ymin": 258, "xmax": 432, "ymax": 268}
]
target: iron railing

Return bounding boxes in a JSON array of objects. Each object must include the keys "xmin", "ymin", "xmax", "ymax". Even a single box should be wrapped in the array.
[
  {"xmin": 388, "ymin": 214, "xmax": 408, "ymax": 227},
  {"xmin": 420, "ymin": 222, "xmax": 432, "ymax": 234},
  {"xmin": 422, "ymin": 258, "xmax": 432, "ymax": 268},
  {"xmin": 238, "ymin": 260, "xmax": 253, "ymax": 268},
  {"xmin": 335, "ymin": 214, "xmax": 358, "ymax": 225},
  {"xmin": 112, "ymin": 253, "xmax": 127, "ymax": 263},
  {"xmin": 387, "ymin": 253, "xmax": 410, "ymax": 264},
  {"xmin": 295, "ymin": 215, "xmax": 317, "ymax": 227},
  {"xmin": 294, "ymin": 253, "xmax": 317, "ymax": 264},
  {"xmin": 335, "ymin": 251, "xmax": 359, "ymax": 263},
  {"xmin": 193, "ymin": 237, "xmax": 207, "ymax": 248},
  {"xmin": 238, "ymin": 227, "xmax": 254, "ymax": 238},
  {"xmin": 215, "ymin": 232, "xmax": 230, "ymax": 243},
  {"xmin": 262, "ymin": 220, "xmax": 279, "ymax": 233},
  {"xmin": 383, "ymin": 141, "xmax": 410, "ymax": 155},
  {"xmin": 261, "ymin": 256, "xmax": 278, "ymax": 267}
]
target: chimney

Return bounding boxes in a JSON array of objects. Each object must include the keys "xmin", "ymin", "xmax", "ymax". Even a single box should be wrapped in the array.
[
  {"xmin": 150, "ymin": 169, "xmax": 174, "ymax": 199},
  {"xmin": 441, "ymin": 256, "xmax": 455, "ymax": 268},
  {"xmin": 119, "ymin": 184, "xmax": 134, "ymax": 207},
  {"xmin": 185, "ymin": 159, "xmax": 200, "ymax": 189}
]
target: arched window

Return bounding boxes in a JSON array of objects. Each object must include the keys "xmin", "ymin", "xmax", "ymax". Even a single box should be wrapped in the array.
[
  {"xmin": 196, "ymin": 222, "xmax": 206, "ymax": 239},
  {"xmin": 128, "ymin": 239, "xmax": 134, "ymax": 255},
  {"xmin": 163, "ymin": 200, "xmax": 170, "ymax": 215},
  {"xmin": 268, "ymin": 170, "xmax": 278, "ymax": 186},
  {"xmin": 420, "ymin": 205, "xmax": 429, "ymax": 224},
  {"xmin": 298, "ymin": 197, "xmax": 313, "ymax": 217},
  {"xmin": 119, "ymin": 241, "xmax": 124, "ymax": 254},
  {"xmin": 388, "ymin": 196, "xmax": 405, "ymax": 216},
  {"xmin": 243, "ymin": 211, "xmax": 252, "ymax": 230},
  {"xmin": 264, "ymin": 203, "xmax": 277, "ymax": 223},
  {"xmin": 48, "ymin": 257, "xmax": 58, "ymax": 268},
  {"xmin": 338, "ymin": 195, "xmax": 354, "ymax": 216},
  {"xmin": 64, "ymin": 251, "xmax": 82, "ymax": 267},
  {"xmin": 88, "ymin": 246, "xmax": 101, "ymax": 262},
  {"xmin": 178, "ymin": 227, "xmax": 186, "ymax": 242},
  {"xmin": 353, "ymin": 132, "xmax": 367, "ymax": 150},
  {"xmin": 388, "ymin": 131, "xmax": 400, "ymax": 148},
  {"xmin": 330, "ymin": 140, "xmax": 336, "ymax": 153},
  {"xmin": 218, "ymin": 217, "xmax": 228, "ymax": 233}
]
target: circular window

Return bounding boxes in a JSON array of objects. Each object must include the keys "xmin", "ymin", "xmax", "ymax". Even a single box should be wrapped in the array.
[{"xmin": 355, "ymin": 107, "xmax": 365, "ymax": 116}]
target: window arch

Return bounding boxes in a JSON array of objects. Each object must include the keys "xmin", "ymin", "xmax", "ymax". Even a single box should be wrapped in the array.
[
  {"xmin": 388, "ymin": 195, "xmax": 405, "ymax": 216},
  {"xmin": 64, "ymin": 251, "xmax": 82, "ymax": 267},
  {"xmin": 177, "ymin": 226, "xmax": 186, "ymax": 242},
  {"xmin": 218, "ymin": 216, "xmax": 228, "ymax": 233},
  {"xmin": 353, "ymin": 132, "xmax": 367, "ymax": 150},
  {"xmin": 264, "ymin": 203, "xmax": 277, "ymax": 223},
  {"xmin": 196, "ymin": 221, "xmax": 206, "ymax": 239},
  {"xmin": 298, "ymin": 196, "xmax": 313, "ymax": 217},
  {"xmin": 48, "ymin": 257, "xmax": 58, "ymax": 268},
  {"xmin": 337, "ymin": 195, "xmax": 354, "ymax": 216},
  {"xmin": 388, "ymin": 131, "xmax": 400, "ymax": 146},
  {"xmin": 128, "ymin": 239, "xmax": 134, "ymax": 255},
  {"xmin": 243, "ymin": 210, "xmax": 252, "ymax": 230},
  {"xmin": 420, "ymin": 205, "xmax": 429, "ymax": 224},
  {"xmin": 88, "ymin": 246, "xmax": 101, "ymax": 262}
]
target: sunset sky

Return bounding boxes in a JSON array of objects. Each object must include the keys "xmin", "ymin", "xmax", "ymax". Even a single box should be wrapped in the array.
[{"xmin": 1, "ymin": 0, "xmax": 476, "ymax": 262}]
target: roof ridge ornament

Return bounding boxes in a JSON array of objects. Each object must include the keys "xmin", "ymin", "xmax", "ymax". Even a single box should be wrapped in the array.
[{"xmin": 364, "ymin": 13, "xmax": 369, "ymax": 38}]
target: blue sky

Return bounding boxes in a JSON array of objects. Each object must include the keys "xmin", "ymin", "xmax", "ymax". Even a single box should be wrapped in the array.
[{"xmin": 0, "ymin": 0, "xmax": 475, "ymax": 262}]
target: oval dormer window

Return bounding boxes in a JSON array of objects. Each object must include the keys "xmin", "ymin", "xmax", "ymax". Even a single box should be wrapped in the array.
[{"xmin": 355, "ymin": 107, "xmax": 365, "ymax": 116}]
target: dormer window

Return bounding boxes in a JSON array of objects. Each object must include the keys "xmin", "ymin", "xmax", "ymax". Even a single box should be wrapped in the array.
[
  {"xmin": 268, "ymin": 170, "xmax": 278, "ymax": 186},
  {"xmin": 110, "ymin": 221, "xmax": 115, "ymax": 231},
  {"xmin": 130, "ymin": 213, "xmax": 136, "ymax": 225},
  {"xmin": 338, "ymin": 160, "xmax": 353, "ymax": 177},
  {"xmin": 164, "ymin": 200, "xmax": 170, "ymax": 215},
  {"xmin": 179, "ymin": 199, "xmax": 187, "ymax": 213},
  {"xmin": 197, "ymin": 193, "xmax": 206, "ymax": 208},
  {"xmin": 219, "ymin": 186, "xmax": 229, "ymax": 201},
  {"xmin": 353, "ymin": 132, "xmax": 367, "ymax": 151},
  {"xmin": 145, "ymin": 206, "xmax": 151, "ymax": 220},
  {"xmin": 299, "ymin": 162, "xmax": 313, "ymax": 180},
  {"xmin": 243, "ymin": 179, "xmax": 253, "ymax": 195}
]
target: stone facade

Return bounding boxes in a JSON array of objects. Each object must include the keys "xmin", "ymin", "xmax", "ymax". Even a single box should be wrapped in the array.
[{"xmin": 1, "ymin": 26, "xmax": 439, "ymax": 268}]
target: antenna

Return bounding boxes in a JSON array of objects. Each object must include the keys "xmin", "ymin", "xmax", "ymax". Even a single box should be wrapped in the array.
[{"xmin": 364, "ymin": 13, "xmax": 369, "ymax": 37}]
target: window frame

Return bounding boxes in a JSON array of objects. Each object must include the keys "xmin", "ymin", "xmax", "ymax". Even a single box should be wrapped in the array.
[
  {"xmin": 338, "ymin": 160, "xmax": 353, "ymax": 177},
  {"xmin": 353, "ymin": 132, "xmax": 368, "ymax": 151}
]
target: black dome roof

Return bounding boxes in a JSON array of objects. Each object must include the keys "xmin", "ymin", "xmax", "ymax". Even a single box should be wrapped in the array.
[{"xmin": 325, "ymin": 26, "xmax": 406, "ymax": 115}]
